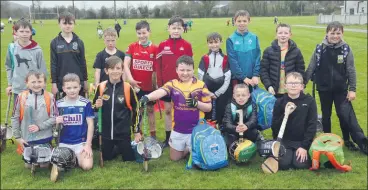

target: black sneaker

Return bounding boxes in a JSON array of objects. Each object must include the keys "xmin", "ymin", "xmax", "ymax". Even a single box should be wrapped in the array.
[
  {"xmin": 161, "ymin": 140, "xmax": 169, "ymax": 149},
  {"xmin": 345, "ymin": 140, "xmax": 359, "ymax": 151},
  {"xmin": 357, "ymin": 138, "xmax": 368, "ymax": 155}
]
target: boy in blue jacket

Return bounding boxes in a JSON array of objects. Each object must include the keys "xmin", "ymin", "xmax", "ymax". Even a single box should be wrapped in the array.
[{"xmin": 226, "ymin": 10, "xmax": 261, "ymax": 92}]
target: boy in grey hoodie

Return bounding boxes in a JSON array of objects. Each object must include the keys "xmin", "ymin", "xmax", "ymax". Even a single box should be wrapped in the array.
[
  {"xmin": 305, "ymin": 21, "xmax": 367, "ymax": 154},
  {"xmin": 11, "ymin": 71, "xmax": 56, "ymax": 169},
  {"xmin": 5, "ymin": 20, "xmax": 47, "ymax": 103}
]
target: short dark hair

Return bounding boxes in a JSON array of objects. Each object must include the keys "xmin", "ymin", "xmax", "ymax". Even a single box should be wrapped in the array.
[
  {"xmin": 176, "ymin": 55, "xmax": 194, "ymax": 68},
  {"xmin": 168, "ymin": 16, "xmax": 184, "ymax": 27},
  {"xmin": 58, "ymin": 12, "xmax": 76, "ymax": 24},
  {"xmin": 14, "ymin": 20, "xmax": 32, "ymax": 32},
  {"xmin": 25, "ymin": 70, "xmax": 46, "ymax": 82},
  {"xmin": 207, "ymin": 32, "xmax": 222, "ymax": 42},
  {"xmin": 234, "ymin": 10, "xmax": 250, "ymax": 21},
  {"xmin": 326, "ymin": 21, "xmax": 344, "ymax": 33},
  {"xmin": 136, "ymin": 20, "xmax": 150, "ymax": 31},
  {"xmin": 276, "ymin": 23, "xmax": 291, "ymax": 33},
  {"xmin": 105, "ymin": 55, "xmax": 123, "ymax": 70}
]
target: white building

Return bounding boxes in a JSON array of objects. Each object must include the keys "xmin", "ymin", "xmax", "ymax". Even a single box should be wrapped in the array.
[{"xmin": 340, "ymin": 1, "xmax": 367, "ymax": 15}]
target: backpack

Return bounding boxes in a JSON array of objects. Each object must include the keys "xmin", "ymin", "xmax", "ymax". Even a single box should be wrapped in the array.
[
  {"xmin": 251, "ymin": 87, "xmax": 276, "ymax": 131},
  {"xmin": 18, "ymin": 91, "xmax": 52, "ymax": 122},
  {"xmin": 98, "ymin": 80, "xmax": 132, "ymax": 111},
  {"xmin": 202, "ymin": 54, "xmax": 228, "ymax": 92},
  {"xmin": 312, "ymin": 43, "xmax": 350, "ymax": 82},
  {"xmin": 186, "ymin": 119, "xmax": 228, "ymax": 170}
]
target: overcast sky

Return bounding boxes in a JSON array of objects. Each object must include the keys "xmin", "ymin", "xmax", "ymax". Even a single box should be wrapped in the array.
[{"xmin": 13, "ymin": 1, "xmax": 167, "ymax": 9}]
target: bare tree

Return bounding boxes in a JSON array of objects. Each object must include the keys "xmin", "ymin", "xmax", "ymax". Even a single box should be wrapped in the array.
[{"xmin": 34, "ymin": 0, "xmax": 42, "ymax": 20}]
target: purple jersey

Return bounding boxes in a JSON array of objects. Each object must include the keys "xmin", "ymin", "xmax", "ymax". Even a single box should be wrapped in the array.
[
  {"xmin": 161, "ymin": 77, "xmax": 211, "ymax": 134},
  {"xmin": 56, "ymin": 96, "xmax": 94, "ymax": 144}
]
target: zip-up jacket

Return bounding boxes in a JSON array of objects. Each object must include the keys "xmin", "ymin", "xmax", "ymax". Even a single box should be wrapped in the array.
[
  {"xmin": 271, "ymin": 93, "xmax": 317, "ymax": 150},
  {"xmin": 5, "ymin": 40, "xmax": 48, "ymax": 94},
  {"xmin": 155, "ymin": 36, "xmax": 193, "ymax": 87},
  {"xmin": 260, "ymin": 39, "xmax": 306, "ymax": 92},
  {"xmin": 198, "ymin": 49, "xmax": 231, "ymax": 97},
  {"xmin": 226, "ymin": 30, "xmax": 261, "ymax": 81},
  {"xmin": 50, "ymin": 32, "xmax": 87, "ymax": 89},
  {"xmin": 93, "ymin": 80, "xmax": 140, "ymax": 140},
  {"xmin": 11, "ymin": 90, "xmax": 56, "ymax": 144},
  {"xmin": 222, "ymin": 99, "xmax": 257, "ymax": 135},
  {"xmin": 305, "ymin": 39, "xmax": 356, "ymax": 92}
]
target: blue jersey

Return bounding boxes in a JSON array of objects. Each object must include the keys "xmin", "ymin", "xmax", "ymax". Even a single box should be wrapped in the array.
[{"xmin": 56, "ymin": 96, "xmax": 94, "ymax": 144}]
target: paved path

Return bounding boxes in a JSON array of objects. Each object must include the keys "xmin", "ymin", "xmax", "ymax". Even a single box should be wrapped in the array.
[{"xmin": 293, "ymin": 25, "xmax": 367, "ymax": 33}]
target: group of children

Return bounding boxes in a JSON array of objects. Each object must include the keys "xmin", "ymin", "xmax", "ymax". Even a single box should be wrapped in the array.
[{"xmin": 5, "ymin": 9, "xmax": 367, "ymax": 180}]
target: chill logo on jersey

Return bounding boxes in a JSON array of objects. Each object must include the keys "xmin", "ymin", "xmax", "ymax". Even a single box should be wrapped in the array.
[
  {"xmin": 132, "ymin": 59, "xmax": 153, "ymax": 71},
  {"xmin": 63, "ymin": 114, "xmax": 83, "ymax": 125}
]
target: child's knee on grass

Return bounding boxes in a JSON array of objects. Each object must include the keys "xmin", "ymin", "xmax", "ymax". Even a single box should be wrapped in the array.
[
  {"xmin": 78, "ymin": 155, "xmax": 93, "ymax": 171},
  {"xmin": 24, "ymin": 163, "xmax": 32, "ymax": 169},
  {"xmin": 170, "ymin": 148, "xmax": 188, "ymax": 161}
]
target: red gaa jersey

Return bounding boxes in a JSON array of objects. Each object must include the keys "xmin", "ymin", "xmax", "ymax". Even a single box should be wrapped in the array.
[
  {"xmin": 155, "ymin": 37, "xmax": 193, "ymax": 87},
  {"xmin": 126, "ymin": 41, "xmax": 157, "ymax": 91}
]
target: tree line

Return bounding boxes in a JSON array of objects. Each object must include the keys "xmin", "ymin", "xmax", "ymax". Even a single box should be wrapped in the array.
[{"xmin": 1, "ymin": 1, "xmax": 344, "ymax": 20}]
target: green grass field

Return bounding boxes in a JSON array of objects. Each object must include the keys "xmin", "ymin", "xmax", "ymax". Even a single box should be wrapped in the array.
[{"xmin": 1, "ymin": 16, "xmax": 367, "ymax": 189}]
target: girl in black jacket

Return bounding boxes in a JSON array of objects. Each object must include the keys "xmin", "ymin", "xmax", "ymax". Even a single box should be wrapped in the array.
[
  {"xmin": 260, "ymin": 23, "xmax": 305, "ymax": 98},
  {"xmin": 222, "ymin": 84, "xmax": 262, "ymax": 148}
]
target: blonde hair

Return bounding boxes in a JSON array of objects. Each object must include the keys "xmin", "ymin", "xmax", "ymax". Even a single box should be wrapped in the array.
[
  {"xmin": 233, "ymin": 83, "xmax": 250, "ymax": 94},
  {"xmin": 62, "ymin": 73, "xmax": 80, "ymax": 86},
  {"xmin": 285, "ymin": 72, "xmax": 304, "ymax": 84},
  {"xmin": 103, "ymin": 27, "xmax": 117, "ymax": 38}
]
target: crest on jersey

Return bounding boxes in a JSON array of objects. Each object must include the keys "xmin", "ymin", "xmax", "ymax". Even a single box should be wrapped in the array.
[
  {"xmin": 79, "ymin": 108, "xmax": 84, "ymax": 112},
  {"xmin": 102, "ymin": 94, "xmax": 110, "ymax": 101},
  {"xmin": 117, "ymin": 95, "xmax": 124, "ymax": 103},
  {"xmin": 337, "ymin": 55, "xmax": 344, "ymax": 64},
  {"xmin": 72, "ymin": 42, "xmax": 78, "ymax": 50},
  {"xmin": 164, "ymin": 46, "xmax": 170, "ymax": 50},
  {"xmin": 150, "ymin": 54, "xmax": 154, "ymax": 59}
]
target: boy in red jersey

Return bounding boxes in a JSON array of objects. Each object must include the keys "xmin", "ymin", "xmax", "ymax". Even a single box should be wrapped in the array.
[
  {"xmin": 123, "ymin": 20, "xmax": 158, "ymax": 138},
  {"xmin": 155, "ymin": 16, "xmax": 193, "ymax": 148}
]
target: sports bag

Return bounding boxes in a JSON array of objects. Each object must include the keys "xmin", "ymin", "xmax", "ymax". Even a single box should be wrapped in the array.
[
  {"xmin": 186, "ymin": 119, "xmax": 228, "ymax": 170},
  {"xmin": 251, "ymin": 87, "xmax": 276, "ymax": 130}
]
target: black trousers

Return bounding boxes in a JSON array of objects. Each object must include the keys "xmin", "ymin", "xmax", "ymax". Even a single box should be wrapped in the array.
[
  {"xmin": 204, "ymin": 87, "xmax": 231, "ymax": 125},
  {"xmin": 102, "ymin": 137, "xmax": 135, "ymax": 162},
  {"xmin": 278, "ymin": 147, "xmax": 311, "ymax": 170},
  {"xmin": 318, "ymin": 90, "xmax": 350, "ymax": 141},
  {"xmin": 116, "ymin": 30, "xmax": 120, "ymax": 38},
  {"xmin": 223, "ymin": 128, "xmax": 259, "ymax": 148}
]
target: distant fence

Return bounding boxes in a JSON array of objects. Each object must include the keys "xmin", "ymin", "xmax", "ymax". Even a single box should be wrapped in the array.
[{"xmin": 317, "ymin": 13, "xmax": 367, "ymax": 25}]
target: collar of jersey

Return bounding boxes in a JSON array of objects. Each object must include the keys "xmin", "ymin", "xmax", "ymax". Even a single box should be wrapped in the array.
[{"xmin": 178, "ymin": 77, "xmax": 197, "ymax": 84}]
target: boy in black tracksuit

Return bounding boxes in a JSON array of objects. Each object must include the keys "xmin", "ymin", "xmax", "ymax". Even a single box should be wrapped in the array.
[
  {"xmin": 271, "ymin": 72, "xmax": 316, "ymax": 170},
  {"xmin": 94, "ymin": 56, "xmax": 141, "ymax": 161},
  {"xmin": 198, "ymin": 32, "xmax": 231, "ymax": 125},
  {"xmin": 260, "ymin": 23, "xmax": 305, "ymax": 98},
  {"xmin": 305, "ymin": 21, "xmax": 365, "ymax": 152},
  {"xmin": 51, "ymin": 12, "xmax": 88, "ymax": 100},
  {"xmin": 222, "ymin": 84, "xmax": 262, "ymax": 148}
]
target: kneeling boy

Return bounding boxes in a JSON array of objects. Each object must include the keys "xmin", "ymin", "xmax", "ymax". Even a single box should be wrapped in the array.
[
  {"xmin": 140, "ymin": 55, "xmax": 212, "ymax": 161},
  {"xmin": 271, "ymin": 72, "xmax": 317, "ymax": 170}
]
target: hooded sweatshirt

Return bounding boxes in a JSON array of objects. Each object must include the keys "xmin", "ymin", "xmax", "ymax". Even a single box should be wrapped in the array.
[
  {"xmin": 305, "ymin": 38, "xmax": 356, "ymax": 92},
  {"xmin": 271, "ymin": 92, "xmax": 317, "ymax": 150},
  {"xmin": 11, "ymin": 90, "xmax": 56, "ymax": 144},
  {"xmin": 5, "ymin": 40, "xmax": 47, "ymax": 94}
]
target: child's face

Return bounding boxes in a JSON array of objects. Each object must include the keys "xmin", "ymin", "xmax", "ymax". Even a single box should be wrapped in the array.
[
  {"xmin": 26, "ymin": 75, "xmax": 45, "ymax": 93},
  {"xmin": 276, "ymin": 27, "xmax": 291, "ymax": 44},
  {"xmin": 168, "ymin": 22, "xmax": 183, "ymax": 39},
  {"xmin": 62, "ymin": 81, "xmax": 81, "ymax": 99},
  {"xmin": 176, "ymin": 63, "xmax": 194, "ymax": 83},
  {"xmin": 207, "ymin": 39, "xmax": 222, "ymax": 52},
  {"xmin": 326, "ymin": 28, "xmax": 343, "ymax": 44},
  {"xmin": 105, "ymin": 63, "xmax": 123, "ymax": 82},
  {"xmin": 104, "ymin": 35, "xmax": 117, "ymax": 50},
  {"xmin": 59, "ymin": 19, "xmax": 75, "ymax": 33},
  {"xmin": 16, "ymin": 26, "xmax": 32, "ymax": 43},
  {"xmin": 285, "ymin": 76, "xmax": 304, "ymax": 96},
  {"xmin": 233, "ymin": 88, "xmax": 250, "ymax": 106},
  {"xmin": 136, "ymin": 28, "xmax": 150, "ymax": 44},
  {"xmin": 235, "ymin": 16, "xmax": 250, "ymax": 33}
]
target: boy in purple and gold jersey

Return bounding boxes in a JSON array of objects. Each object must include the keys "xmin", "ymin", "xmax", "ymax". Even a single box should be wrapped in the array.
[{"xmin": 140, "ymin": 55, "xmax": 212, "ymax": 161}]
